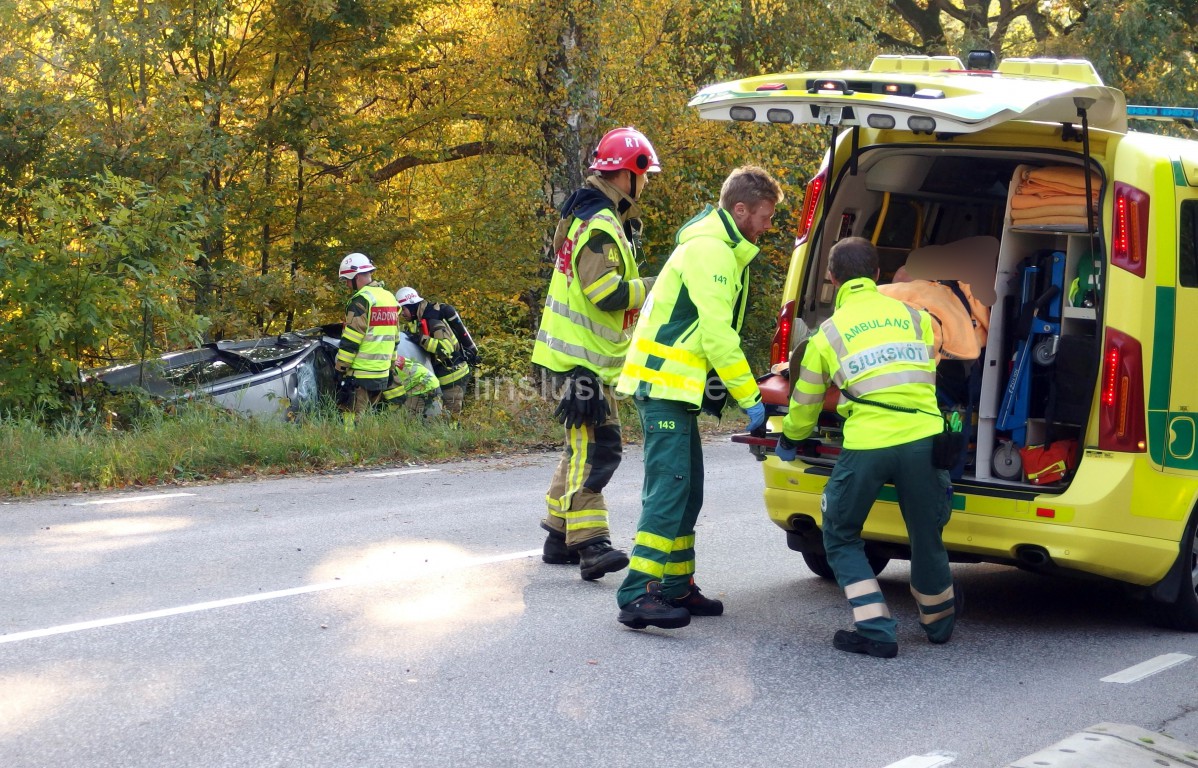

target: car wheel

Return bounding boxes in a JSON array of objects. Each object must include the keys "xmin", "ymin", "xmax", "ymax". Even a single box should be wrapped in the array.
[
  {"xmin": 801, "ymin": 552, "xmax": 890, "ymax": 581},
  {"xmin": 1147, "ymin": 512, "xmax": 1198, "ymax": 631}
]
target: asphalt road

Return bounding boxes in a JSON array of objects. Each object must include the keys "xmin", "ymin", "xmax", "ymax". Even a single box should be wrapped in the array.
[{"xmin": 1, "ymin": 435, "xmax": 1196, "ymax": 767}]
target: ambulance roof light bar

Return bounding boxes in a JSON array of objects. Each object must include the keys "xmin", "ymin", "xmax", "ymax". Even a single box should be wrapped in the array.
[{"xmin": 1127, "ymin": 105, "xmax": 1198, "ymax": 127}]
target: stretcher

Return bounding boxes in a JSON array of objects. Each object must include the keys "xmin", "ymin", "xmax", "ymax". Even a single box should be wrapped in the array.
[{"xmin": 992, "ymin": 251, "xmax": 1065, "ymax": 479}]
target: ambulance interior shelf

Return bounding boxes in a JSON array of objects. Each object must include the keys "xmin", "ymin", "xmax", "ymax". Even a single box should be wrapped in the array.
[{"xmin": 974, "ymin": 163, "xmax": 1102, "ymax": 483}]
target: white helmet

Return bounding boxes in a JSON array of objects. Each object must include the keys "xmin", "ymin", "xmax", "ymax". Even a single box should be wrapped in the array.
[
  {"xmin": 338, "ymin": 252, "xmax": 375, "ymax": 281},
  {"xmin": 395, "ymin": 286, "xmax": 423, "ymax": 306}
]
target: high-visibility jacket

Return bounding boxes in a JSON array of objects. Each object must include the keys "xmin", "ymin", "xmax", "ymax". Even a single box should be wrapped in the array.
[
  {"xmin": 336, "ymin": 283, "xmax": 399, "ymax": 382},
  {"xmin": 782, "ymin": 277, "xmax": 942, "ymax": 449},
  {"xmin": 532, "ymin": 178, "xmax": 652, "ymax": 385},
  {"xmin": 616, "ymin": 205, "xmax": 761, "ymax": 410}
]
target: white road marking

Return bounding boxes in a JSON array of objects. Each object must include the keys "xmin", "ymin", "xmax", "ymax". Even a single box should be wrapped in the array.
[
  {"xmin": 70, "ymin": 492, "xmax": 196, "ymax": 506},
  {"xmin": 361, "ymin": 468, "xmax": 439, "ymax": 478},
  {"xmin": 881, "ymin": 752, "xmax": 956, "ymax": 768},
  {"xmin": 1101, "ymin": 652, "xmax": 1194, "ymax": 683},
  {"xmin": 0, "ymin": 548, "xmax": 540, "ymax": 645}
]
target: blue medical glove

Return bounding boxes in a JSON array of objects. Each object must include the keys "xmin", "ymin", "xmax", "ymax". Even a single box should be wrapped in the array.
[
  {"xmin": 744, "ymin": 402, "xmax": 767, "ymax": 434},
  {"xmin": 774, "ymin": 435, "xmax": 798, "ymax": 462}
]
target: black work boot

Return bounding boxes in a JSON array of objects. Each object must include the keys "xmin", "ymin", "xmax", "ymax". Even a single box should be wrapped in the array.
[
  {"xmin": 541, "ymin": 530, "xmax": 579, "ymax": 565},
  {"xmin": 832, "ymin": 629, "xmax": 898, "ymax": 659},
  {"xmin": 668, "ymin": 579, "xmax": 724, "ymax": 616},
  {"xmin": 618, "ymin": 582, "xmax": 691, "ymax": 629},
  {"xmin": 578, "ymin": 538, "xmax": 629, "ymax": 581}
]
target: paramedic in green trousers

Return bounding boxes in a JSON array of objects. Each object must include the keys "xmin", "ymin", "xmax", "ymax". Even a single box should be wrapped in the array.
[
  {"xmin": 613, "ymin": 166, "xmax": 783, "ymax": 629},
  {"xmin": 775, "ymin": 236, "xmax": 957, "ymax": 658}
]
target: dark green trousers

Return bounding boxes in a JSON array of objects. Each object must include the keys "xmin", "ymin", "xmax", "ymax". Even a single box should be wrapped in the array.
[
  {"xmin": 616, "ymin": 398, "xmax": 704, "ymax": 607},
  {"xmin": 821, "ymin": 436, "xmax": 956, "ymax": 644}
]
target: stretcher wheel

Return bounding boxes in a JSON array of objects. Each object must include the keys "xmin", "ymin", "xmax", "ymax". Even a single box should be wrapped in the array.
[
  {"xmin": 992, "ymin": 442, "xmax": 1022, "ymax": 480},
  {"xmin": 1032, "ymin": 339, "xmax": 1057, "ymax": 366}
]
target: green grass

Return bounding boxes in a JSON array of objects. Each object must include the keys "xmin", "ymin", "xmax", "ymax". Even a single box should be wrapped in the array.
[{"xmin": 0, "ymin": 378, "xmax": 748, "ymax": 498}]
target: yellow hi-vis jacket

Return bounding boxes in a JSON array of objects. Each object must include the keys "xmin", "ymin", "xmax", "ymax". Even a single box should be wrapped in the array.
[
  {"xmin": 336, "ymin": 283, "xmax": 400, "ymax": 382},
  {"xmin": 532, "ymin": 179, "xmax": 651, "ymax": 385},
  {"xmin": 617, "ymin": 205, "xmax": 761, "ymax": 410},
  {"xmin": 782, "ymin": 277, "xmax": 942, "ymax": 449}
]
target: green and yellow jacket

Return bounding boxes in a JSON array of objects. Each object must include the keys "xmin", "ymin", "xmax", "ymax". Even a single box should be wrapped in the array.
[
  {"xmin": 782, "ymin": 277, "xmax": 942, "ymax": 449},
  {"xmin": 616, "ymin": 205, "xmax": 761, "ymax": 410}
]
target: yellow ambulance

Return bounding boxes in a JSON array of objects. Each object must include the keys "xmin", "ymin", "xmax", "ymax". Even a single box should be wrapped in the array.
[{"xmin": 692, "ymin": 51, "xmax": 1198, "ymax": 629}]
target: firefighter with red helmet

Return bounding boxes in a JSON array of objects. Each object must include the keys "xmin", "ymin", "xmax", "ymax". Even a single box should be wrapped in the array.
[
  {"xmin": 334, "ymin": 252, "xmax": 400, "ymax": 420},
  {"xmin": 531, "ymin": 126, "xmax": 661, "ymax": 580}
]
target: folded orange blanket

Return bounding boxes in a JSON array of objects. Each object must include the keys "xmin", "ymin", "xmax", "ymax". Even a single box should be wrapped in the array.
[
  {"xmin": 1018, "ymin": 179, "xmax": 1096, "ymax": 198},
  {"xmin": 1012, "ymin": 215, "xmax": 1091, "ymax": 227},
  {"xmin": 1011, "ymin": 204, "xmax": 1091, "ymax": 221},
  {"xmin": 1011, "ymin": 194, "xmax": 1093, "ymax": 210},
  {"xmin": 1026, "ymin": 166, "xmax": 1101, "ymax": 188}
]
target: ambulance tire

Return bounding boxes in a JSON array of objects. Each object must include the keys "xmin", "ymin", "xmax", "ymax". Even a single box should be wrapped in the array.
[
  {"xmin": 802, "ymin": 551, "xmax": 890, "ymax": 581},
  {"xmin": 1147, "ymin": 512, "xmax": 1198, "ymax": 631}
]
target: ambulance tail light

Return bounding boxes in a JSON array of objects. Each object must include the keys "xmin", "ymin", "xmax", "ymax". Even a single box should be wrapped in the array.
[
  {"xmin": 1112, "ymin": 182, "xmax": 1148, "ymax": 278},
  {"xmin": 771, "ymin": 300, "xmax": 796, "ymax": 366},
  {"xmin": 795, "ymin": 171, "xmax": 826, "ymax": 245},
  {"xmin": 1099, "ymin": 328, "xmax": 1146, "ymax": 452}
]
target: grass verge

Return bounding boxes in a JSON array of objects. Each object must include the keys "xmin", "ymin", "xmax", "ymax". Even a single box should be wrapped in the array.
[{"xmin": 0, "ymin": 378, "xmax": 748, "ymax": 498}]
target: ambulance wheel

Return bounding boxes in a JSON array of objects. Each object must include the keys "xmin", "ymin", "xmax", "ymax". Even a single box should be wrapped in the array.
[
  {"xmin": 992, "ymin": 442, "xmax": 1022, "ymax": 480},
  {"xmin": 801, "ymin": 552, "xmax": 889, "ymax": 581},
  {"xmin": 1032, "ymin": 339, "xmax": 1057, "ymax": 366},
  {"xmin": 1147, "ymin": 512, "xmax": 1198, "ymax": 631}
]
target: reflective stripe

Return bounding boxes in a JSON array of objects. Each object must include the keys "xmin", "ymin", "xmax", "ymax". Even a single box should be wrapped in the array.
[
  {"xmin": 621, "ymin": 363, "xmax": 705, "ymax": 395},
  {"xmin": 845, "ymin": 579, "xmax": 882, "ymax": 600},
  {"xmin": 536, "ymin": 329, "xmax": 626, "ymax": 370},
  {"xmin": 853, "ymin": 602, "xmax": 892, "ymax": 621},
  {"xmin": 635, "ymin": 530, "xmax": 674, "ymax": 552},
  {"xmin": 911, "ymin": 584, "xmax": 955, "ymax": 606},
  {"xmin": 673, "ymin": 534, "xmax": 696, "ymax": 550},
  {"xmin": 628, "ymin": 280, "xmax": 646, "ymax": 309},
  {"xmin": 584, "ymin": 272, "xmax": 622, "ymax": 303},
  {"xmin": 823, "ymin": 318, "xmax": 847, "ymax": 357},
  {"xmin": 629, "ymin": 555, "xmax": 665, "ymax": 578},
  {"xmin": 544, "ymin": 495, "xmax": 562, "ymax": 512},
  {"xmin": 791, "ymin": 390, "xmax": 826, "ymax": 406},
  {"xmin": 543, "ymin": 295, "xmax": 626, "ymax": 343},
  {"xmin": 567, "ymin": 423, "xmax": 587, "ymax": 510},
  {"xmin": 919, "ymin": 607, "xmax": 955, "ymax": 624},
  {"xmin": 850, "ymin": 369, "xmax": 937, "ymax": 395},
  {"xmin": 797, "ymin": 367, "xmax": 826, "ymax": 386},
  {"xmin": 355, "ymin": 351, "xmax": 394, "ymax": 362},
  {"xmin": 568, "ymin": 520, "xmax": 607, "ymax": 531},
  {"xmin": 664, "ymin": 560, "xmax": 695, "ymax": 576},
  {"xmin": 715, "ymin": 358, "xmax": 752, "ymax": 384},
  {"xmin": 564, "ymin": 510, "xmax": 607, "ymax": 523},
  {"xmin": 633, "ymin": 337, "xmax": 705, "ymax": 370},
  {"xmin": 905, "ymin": 304, "xmax": 924, "ymax": 339}
]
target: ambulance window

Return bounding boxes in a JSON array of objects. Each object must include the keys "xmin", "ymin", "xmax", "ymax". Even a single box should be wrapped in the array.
[{"xmin": 1182, "ymin": 199, "xmax": 1198, "ymax": 287}]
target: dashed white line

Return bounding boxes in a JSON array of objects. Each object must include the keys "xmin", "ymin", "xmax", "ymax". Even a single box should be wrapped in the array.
[
  {"xmin": 361, "ymin": 468, "xmax": 440, "ymax": 478},
  {"xmin": 70, "ymin": 492, "xmax": 196, "ymax": 506},
  {"xmin": 882, "ymin": 752, "xmax": 956, "ymax": 768},
  {"xmin": 0, "ymin": 548, "xmax": 540, "ymax": 645},
  {"xmin": 1101, "ymin": 653, "xmax": 1194, "ymax": 683}
]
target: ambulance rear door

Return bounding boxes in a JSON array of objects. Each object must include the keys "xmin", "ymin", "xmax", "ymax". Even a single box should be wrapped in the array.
[{"xmin": 1163, "ymin": 151, "xmax": 1198, "ymax": 473}]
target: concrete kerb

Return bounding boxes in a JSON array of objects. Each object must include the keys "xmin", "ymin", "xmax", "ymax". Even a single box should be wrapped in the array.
[{"xmin": 1006, "ymin": 722, "xmax": 1198, "ymax": 767}]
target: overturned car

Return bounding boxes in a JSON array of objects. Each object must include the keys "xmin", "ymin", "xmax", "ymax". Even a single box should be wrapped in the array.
[{"xmin": 87, "ymin": 324, "xmax": 435, "ymax": 421}]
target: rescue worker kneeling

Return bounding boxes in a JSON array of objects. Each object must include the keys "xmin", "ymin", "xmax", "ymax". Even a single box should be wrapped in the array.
[
  {"xmin": 382, "ymin": 354, "xmax": 443, "ymax": 419},
  {"xmin": 775, "ymin": 237, "xmax": 957, "ymax": 658}
]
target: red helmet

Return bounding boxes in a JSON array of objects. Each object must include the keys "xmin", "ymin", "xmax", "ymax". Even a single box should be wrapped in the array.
[{"xmin": 589, "ymin": 127, "xmax": 661, "ymax": 175}]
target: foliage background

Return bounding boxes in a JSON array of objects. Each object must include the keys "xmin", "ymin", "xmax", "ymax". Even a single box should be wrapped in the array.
[{"xmin": 0, "ymin": 0, "xmax": 1194, "ymax": 417}]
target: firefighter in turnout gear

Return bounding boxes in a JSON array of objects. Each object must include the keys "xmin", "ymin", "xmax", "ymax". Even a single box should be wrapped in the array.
[
  {"xmin": 334, "ymin": 253, "xmax": 400, "ymax": 420},
  {"xmin": 775, "ymin": 237, "xmax": 958, "ymax": 658},
  {"xmin": 531, "ymin": 126, "xmax": 660, "ymax": 580},
  {"xmin": 614, "ymin": 166, "xmax": 782, "ymax": 629},
  {"xmin": 395, "ymin": 287, "xmax": 471, "ymax": 416}
]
